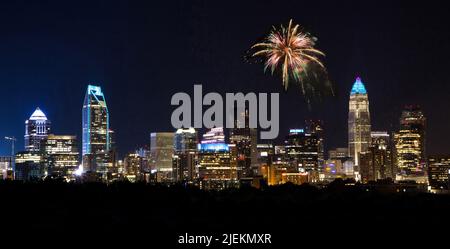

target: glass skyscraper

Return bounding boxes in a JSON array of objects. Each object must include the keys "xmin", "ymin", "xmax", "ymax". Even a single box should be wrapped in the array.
[
  {"xmin": 43, "ymin": 134, "xmax": 79, "ymax": 180},
  {"xmin": 82, "ymin": 85, "xmax": 111, "ymax": 176},
  {"xmin": 394, "ymin": 105, "xmax": 426, "ymax": 176},
  {"xmin": 173, "ymin": 128, "xmax": 198, "ymax": 182},
  {"xmin": 150, "ymin": 132, "xmax": 174, "ymax": 182},
  {"xmin": 348, "ymin": 77, "xmax": 371, "ymax": 167},
  {"xmin": 25, "ymin": 107, "xmax": 51, "ymax": 152}
]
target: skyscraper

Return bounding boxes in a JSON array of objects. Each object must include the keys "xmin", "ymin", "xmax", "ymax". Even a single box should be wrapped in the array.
[
  {"xmin": 348, "ymin": 77, "xmax": 371, "ymax": 167},
  {"xmin": 359, "ymin": 131, "xmax": 394, "ymax": 183},
  {"xmin": 198, "ymin": 127, "xmax": 237, "ymax": 190},
  {"xmin": 25, "ymin": 107, "xmax": 51, "ymax": 152},
  {"xmin": 305, "ymin": 119, "xmax": 325, "ymax": 170},
  {"xmin": 394, "ymin": 105, "xmax": 426, "ymax": 176},
  {"xmin": 42, "ymin": 135, "xmax": 79, "ymax": 180},
  {"xmin": 150, "ymin": 132, "xmax": 174, "ymax": 182},
  {"xmin": 285, "ymin": 128, "xmax": 319, "ymax": 181},
  {"xmin": 123, "ymin": 153, "xmax": 143, "ymax": 182},
  {"xmin": 229, "ymin": 107, "xmax": 258, "ymax": 179},
  {"xmin": 172, "ymin": 128, "xmax": 198, "ymax": 182},
  {"xmin": 82, "ymin": 85, "xmax": 111, "ymax": 177}
]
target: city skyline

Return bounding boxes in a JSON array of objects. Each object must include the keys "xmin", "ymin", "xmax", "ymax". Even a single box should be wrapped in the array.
[
  {"xmin": 0, "ymin": 78, "xmax": 432, "ymax": 159},
  {"xmin": 1, "ymin": 1, "xmax": 450, "ymax": 157},
  {"xmin": 2, "ymin": 1, "xmax": 450, "ymax": 246}
]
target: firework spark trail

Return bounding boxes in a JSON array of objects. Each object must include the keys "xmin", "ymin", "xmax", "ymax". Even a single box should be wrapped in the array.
[{"xmin": 251, "ymin": 19, "xmax": 326, "ymax": 94}]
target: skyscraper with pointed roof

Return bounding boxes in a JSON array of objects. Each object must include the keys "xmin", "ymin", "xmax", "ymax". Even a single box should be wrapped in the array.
[
  {"xmin": 82, "ymin": 85, "xmax": 111, "ymax": 177},
  {"xmin": 348, "ymin": 77, "xmax": 371, "ymax": 167},
  {"xmin": 25, "ymin": 107, "xmax": 51, "ymax": 152}
]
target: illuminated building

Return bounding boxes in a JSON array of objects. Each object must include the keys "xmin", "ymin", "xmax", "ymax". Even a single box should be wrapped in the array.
[
  {"xmin": 327, "ymin": 148, "xmax": 354, "ymax": 178},
  {"xmin": 328, "ymin": 148, "xmax": 349, "ymax": 161},
  {"xmin": 427, "ymin": 155, "xmax": 450, "ymax": 190},
  {"xmin": 257, "ymin": 144, "xmax": 274, "ymax": 178},
  {"xmin": 25, "ymin": 107, "xmax": 51, "ymax": 152},
  {"xmin": 0, "ymin": 156, "xmax": 13, "ymax": 180},
  {"xmin": 359, "ymin": 132, "xmax": 394, "ymax": 183},
  {"xmin": 136, "ymin": 146, "xmax": 151, "ymax": 174},
  {"xmin": 229, "ymin": 107, "xmax": 258, "ymax": 179},
  {"xmin": 150, "ymin": 132, "xmax": 174, "ymax": 182},
  {"xmin": 14, "ymin": 151, "xmax": 45, "ymax": 181},
  {"xmin": 172, "ymin": 128, "xmax": 198, "ymax": 183},
  {"xmin": 281, "ymin": 172, "xmax": 308, "ymax": 185},
  {"xmin": 285, "ymin": 128, "xmax": 319, "ymax": 181},
  {"xmin": 82, "ymin": 85, "xmax": 112, "ymax": 179},
  {"xmin": 201, "ymin": 127, "xmax": 225, "ymax": 144},
  {"xmin": 124, "ymin": 153, "xmax": 142, "ymax": 182},
  {"xmin": 323, "ymin": 160, "xmax": 344, "ymax": 181},
  {"xmin": 198, "ymin": 127, "xmax": 237, "ymax": 190},
  {"xmin": 348, "ymin": 77, "xmax": 371, "ymax": 167},
  {"xmin": 394, "ymin": 105, "xmax": 426, "ymax": 176},
  {"xmin": 42, "ymin": 135, "xmax": 79, "ymax": 180},
  {"xmin": 266, "ymin": 151, "xmax": 290, "ymax": 185},
  {"xmin": 305, "ymin": 120, "xmax": 325, "ymax": 169}
]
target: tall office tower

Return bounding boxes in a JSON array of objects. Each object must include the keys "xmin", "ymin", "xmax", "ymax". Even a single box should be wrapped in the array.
[
  {"xmin": 42, "ymin": 135, "xmax": 79, "ymax": 180},
  {"xmin": 348, "ymin": 77, "xmax": 371, "ymax": 167},
  {"xmin": 285, "ymin": 129, "xmax": 319, "ymax": 181},
  {"xmin": 394, "ymin": 105, "xmax": 426, "ymax": 176},
  {"xmin": 82, "ymin": 85, "xmax": 112, "ymax": 178},
  {"xmin": 150, "ymin": 132, "xmax": 174, "ymax": 182},
  {"xmin": 198, "ymin": 127, "xmax": 237, "ymax": 190},
  {"xmin": 25, "ymin": 107, "xmax": 51, "ymax": 152},
  {"xmin": 229, "ymin": 107, "xmax": 258, "ymax": 179},
  {"xmin": 123, "ymin": 153, "xmax": 142, "ymax": 182},
  {"xmin": 359, "ymin": 131, "xmax": 394, "ymax": 183},
  {"xmin": 172, "ymin": 128, "xmax": 198, "ymax": 182},
  {"xmin": 370, "ymin": 131, "xmax": 394, "ymax": 179},
  {"xmin": 427, "ymin": 155, "xmax": 450, "ymax": 191},
  {"xmin": 305, "ymin": 120, "xmax": 325, "ymax": 169}
]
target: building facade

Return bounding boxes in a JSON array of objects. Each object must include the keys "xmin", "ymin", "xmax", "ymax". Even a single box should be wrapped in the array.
[
  {"xmin": 198, "ymin": 127, "xmax": 237, "ymax": 190},
  {"xmin": 42, "ymin": 135, "xmax": 79, "ymax": 180},
  {"xmin": 172, "ymin": 128, "xmax": 198, "ymax": 183},
  {"xmin": 348, "ymin": 77, "xmax": 371, "ymax": 167},
  {"xmin": 427, "ymin": 155, "xmax": 450, "ymax": 190},
  {"xmin": 359, "ymin": 131, "xmax": 394, "ymax": 183},
  {"xmin": 82, "ymin": 85, "xmax": 112, "ymax": 178},
  {"xmin": 394, "ymin": 105, "xmax": 426, "ymax": 176},
  {"xmin": 229, "ymin": 107, "xmax": 258, "ymax": 179},
  {"xmin": 150, "ymin": 132, "xmax": 174, "ymax": 182},
  {"xmin": 285, "ymin": 129, "xmax": 319, "ymax": 180},
  {"xmin": 14, "ymin": 151, "xmax": 45, "ymax": 181},
  {"xmin": 0, "ymin": 156, "xmax": 13, "ymax": 180},
  {"xmin": 25, "ymin": 107, "xmax": 51, "ymax": 152}
]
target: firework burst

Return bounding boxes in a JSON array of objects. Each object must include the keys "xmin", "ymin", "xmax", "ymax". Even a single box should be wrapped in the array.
[{"xmin": 251, "ymin": 19, "xmax": 327, "ymax": 94}]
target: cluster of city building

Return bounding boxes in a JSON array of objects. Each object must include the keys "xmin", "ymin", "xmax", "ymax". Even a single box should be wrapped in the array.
[{"xmin": 1, "ymin": 78, "xmax": 449, "ymax": 192}]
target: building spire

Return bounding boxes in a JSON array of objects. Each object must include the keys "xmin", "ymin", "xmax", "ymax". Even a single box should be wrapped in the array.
[{"xmin": 350, "ymin": 77, "xmax": 367, "ymax": 95}]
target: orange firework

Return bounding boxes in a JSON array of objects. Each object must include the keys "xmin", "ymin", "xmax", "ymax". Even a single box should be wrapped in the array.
[{"xmin": 252, "ymin": 19, "xmax": 325, "ymax": 92}]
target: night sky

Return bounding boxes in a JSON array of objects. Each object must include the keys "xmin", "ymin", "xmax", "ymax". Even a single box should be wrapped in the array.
[{"xmin": 1, "ymin": 0, "xmax": 449, "ymax": 157}]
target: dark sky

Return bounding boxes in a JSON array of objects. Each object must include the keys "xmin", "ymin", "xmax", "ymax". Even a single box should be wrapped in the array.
[{"xmin": 1, "ymin": 0, "xmax": 450, "ymax": 157}]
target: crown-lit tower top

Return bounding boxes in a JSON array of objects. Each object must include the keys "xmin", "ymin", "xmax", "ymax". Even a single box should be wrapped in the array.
[
  {"xmin": 29, "ymin": 107, "xmax": 48, "ymax": 121},
  {"xmin": 25, "ymin": 107, "xmax": 51, "ymax": 152},
  {"xmin": 350, "ymin": 77, "xmax": 367, "ymax": 95}
]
